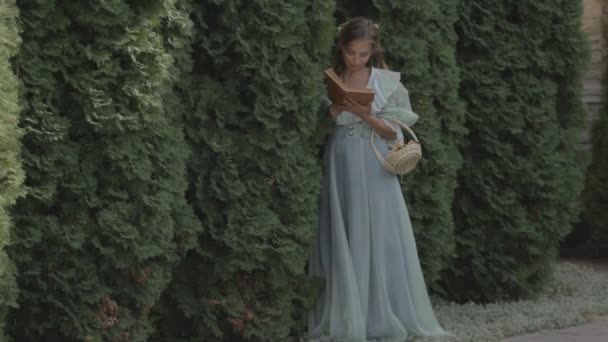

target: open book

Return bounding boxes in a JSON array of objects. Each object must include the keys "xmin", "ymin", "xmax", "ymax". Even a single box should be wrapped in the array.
[{"xmin": 324, "ymin": 68, "xmax": 375, "ymax": 106}]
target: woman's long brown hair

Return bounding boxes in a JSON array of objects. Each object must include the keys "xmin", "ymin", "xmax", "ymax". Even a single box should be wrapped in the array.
[{"xmin": 332, "ymin": 17, "xmax": 388, "ymax": 76}]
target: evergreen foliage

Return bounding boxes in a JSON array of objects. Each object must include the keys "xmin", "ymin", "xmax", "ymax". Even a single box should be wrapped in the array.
[
  {"xmin": 0, "ymin": 1, "xmax": 23, "ymax": 340},
  {"xmin": 2, "ymin": 0, "xmax": 595, "ymax": 339},
  {"xmin": 151, "ymin": 1, "xmax": 335, "ymax": 340},
  {"xmin": 374, "ymin": 0, "xmax": 466, "ymax": 292},
  {"xmin": 445, "ymin": 0, "xmax": 590, "ymax": 302},
  {"xmin": 8, "ymin": 1, "xmax": 196, "ymax": 340}
]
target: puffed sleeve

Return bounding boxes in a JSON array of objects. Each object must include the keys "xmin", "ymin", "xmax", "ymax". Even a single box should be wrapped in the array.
[{"xmin": 377, "ymin": 82, "xmax": 419, "ymax": 127}]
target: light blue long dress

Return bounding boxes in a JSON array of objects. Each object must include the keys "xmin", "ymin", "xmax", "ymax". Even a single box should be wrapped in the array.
[{"xmin": 308, "ymin": 67, "xmax": 447, "ymax": 342}]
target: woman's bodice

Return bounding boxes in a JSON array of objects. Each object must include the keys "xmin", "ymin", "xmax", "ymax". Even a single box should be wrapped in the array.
[{"xmin": 334, "ymin": 67, "xmax": 403, "ymax": 144}]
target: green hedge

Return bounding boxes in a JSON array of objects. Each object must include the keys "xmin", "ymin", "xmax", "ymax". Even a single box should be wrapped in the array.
[
  {"xmin": 8, "ymin": 1, "xmax": 195, "ymax": 340},
  {"xmin": 3, "ymin": 0, "xmax": 595, "ymax": 339},
  {"xmin": 374, "ymin": 0, "xmax": 466, "ymax": 293},
  {"xmin": 444, "ymin": 0, "xmax": 590, "ymax": 302},
  {"xmin": 0, "ymin": 1, "xmax": 23, "ymax": 340},
  {"xmin": 151, "ymin": 1, "xmax": 335, "ymax": 340}
]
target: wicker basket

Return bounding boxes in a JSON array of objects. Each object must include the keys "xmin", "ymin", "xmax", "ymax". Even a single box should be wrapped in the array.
[{"xmin": 371, "ymin": 119, "xmax": 422, "ymax": 175}]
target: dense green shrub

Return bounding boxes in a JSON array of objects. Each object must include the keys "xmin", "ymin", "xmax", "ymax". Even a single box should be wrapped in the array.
[
  {"xmin": 0, "ymin": 1, "xmax": 23, "ymax": 340},
  {"xmin": 445, "ymin": 0, "xmax": 590, "ymax": 302},
  {"xmin": 374, "ymin": 0, "xmax": 466, "ymax": 292},
  {"xmin": 5, "ymin": 0, "xmax": 595, "ymax": 339},
  {"xmin": 151, "ymin": 1, "xmax": 335, "ymax": 340},
  {"xmin": 8, "ymin": 1, "xmax": 195, "ymax": 340}
]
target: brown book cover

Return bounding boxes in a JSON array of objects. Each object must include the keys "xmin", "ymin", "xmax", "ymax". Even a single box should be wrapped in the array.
[{"xmin": 323, "ymin": 68, "xmax": 375, "ymax": 106}]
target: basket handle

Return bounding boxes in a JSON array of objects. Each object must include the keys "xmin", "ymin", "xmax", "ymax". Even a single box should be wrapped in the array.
[{"xmin": 370, "ymin": 119, "xmax": 420, "ymax": 171}]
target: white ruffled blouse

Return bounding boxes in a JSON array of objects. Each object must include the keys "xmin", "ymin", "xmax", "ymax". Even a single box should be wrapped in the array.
[{"xmin": 332, "ymin": 67, "xmax": 417, "ymax": 146}]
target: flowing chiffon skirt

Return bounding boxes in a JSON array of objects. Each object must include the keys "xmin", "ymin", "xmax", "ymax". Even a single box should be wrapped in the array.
[{"xmin": 308, "ymin": 123, "xmax": 446, "ymax": 342}]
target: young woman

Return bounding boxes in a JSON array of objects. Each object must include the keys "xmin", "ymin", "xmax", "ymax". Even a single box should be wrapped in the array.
[{"xmin": 308, "ymin": 17, "xmax": 447, "ymax": 342}]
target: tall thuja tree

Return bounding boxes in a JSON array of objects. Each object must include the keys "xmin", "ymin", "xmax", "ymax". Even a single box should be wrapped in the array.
[
  {"xmin": 149, "ymin": 0, "xmax": 205, "ymax": 336},
  {"xmin": 374, "ymin": 0, "xmax": 465, "ymax": 291},
  {"xmin": 445, "ymin": 0, "xmax": 590, "ymax": 302},
  {"xmin": 9, "ymin": 1, "xmax": 196, "ymax": 340},
  {"xmin": 335, "ymin": 0, "xmax": 466, "ymax": 291},
  {"xmin": 0, "ymin": 0, "xmax": 23, "ymax": 339},
  {"xmin": 151, "ymin": 0, "xmax": 335, "ymax": 341}
]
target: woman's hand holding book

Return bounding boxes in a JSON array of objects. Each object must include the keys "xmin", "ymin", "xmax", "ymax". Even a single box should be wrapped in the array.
[
  {"xmin": 329, "ymin": 103, "xmax": 348, "ymax": 120},
  {"xmin": 343, "ymin": 98, "xmax": 372, "ymax": 120}
]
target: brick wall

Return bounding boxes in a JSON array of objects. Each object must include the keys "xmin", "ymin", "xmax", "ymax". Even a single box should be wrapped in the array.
[{"xmin": 581, "ymin": 0, "xmax": 606, "ymax": 147}]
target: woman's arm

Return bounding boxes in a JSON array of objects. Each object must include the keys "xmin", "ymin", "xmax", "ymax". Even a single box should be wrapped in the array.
[
  {"xmin": 361, "ymin": 115, "xmax": 397, "ymax": 139},
  {"xmin": 343, "ymin": 98, "xmax": 397, "ymax": 139},
  {"xmin": 329, "ymin": 103, "xmax": 348, "ymax": 120},
  {"xmin": 377, "ymin": 83, "xmax": 419, "ymax": 127}
]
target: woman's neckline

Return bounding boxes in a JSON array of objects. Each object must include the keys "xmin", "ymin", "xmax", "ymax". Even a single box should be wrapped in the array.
[{"xmin": 341, "ymin": 67, "xmax": 374, "ymax": 90}]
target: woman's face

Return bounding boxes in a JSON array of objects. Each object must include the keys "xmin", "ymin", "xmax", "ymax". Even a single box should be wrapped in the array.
[{"xmin": 341, "ymin": 39, "xmax": 373, "ymax": 72}]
